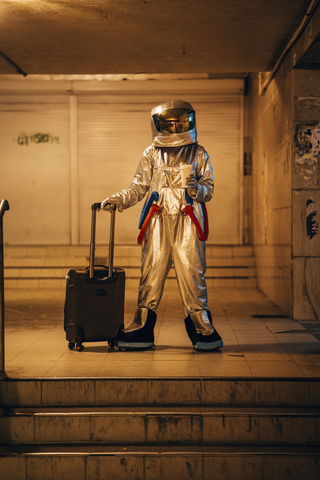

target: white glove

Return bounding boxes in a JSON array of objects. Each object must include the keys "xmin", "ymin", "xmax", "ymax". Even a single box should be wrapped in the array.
[{"xmin": 101, "ymin": 196, "xmax": 123, "ymax": 212}]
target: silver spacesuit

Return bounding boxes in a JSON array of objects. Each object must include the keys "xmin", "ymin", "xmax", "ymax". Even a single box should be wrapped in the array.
[{"xmin": 102, "ymin": 100, "xmax": 223, "ymax": 351}]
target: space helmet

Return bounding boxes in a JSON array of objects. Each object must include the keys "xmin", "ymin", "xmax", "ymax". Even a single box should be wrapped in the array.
[{"xmin": 151, "ymin": 99, "xmax": 197, "ymax": 147}]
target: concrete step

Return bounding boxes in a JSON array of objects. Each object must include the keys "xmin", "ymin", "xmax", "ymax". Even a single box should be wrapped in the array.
[
  {"xmin": 4, "ymin": 245, "xmax": 255, "ymax": 269},
  {"xmin": 1, "ymin": 406, "xmax": 320, "ymax": 446},
  {"xmin": 1, "ymin": 378, "xmax": 319, "ymax": 479},
  {"xmin": 3, "ymin": 245, "xmax": 257, "ymax": 288},
  {"xmin": 0, "ymin": 446, "xmax": 319, "ymax": 480},
  {"xmin": 1, "ymin": 378, "xmax": 320, "ymax": 408},
  {"xmin": 3, "ymin": 277, "xmax": 258, "ymax": 289},
  {"xmin": 4, "ymin": 244, "xmax": 255, "ymax": 258},
  {"xmin": 3, "ymin": 265, "xmax": 256, "ymax": 279}
]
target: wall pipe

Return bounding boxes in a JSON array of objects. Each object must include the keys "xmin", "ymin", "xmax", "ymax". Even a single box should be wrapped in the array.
[
  {"xmin": 0, "ymin": 51, "xmax": 27, "ymax": 77},
  {"xmin": 0, "ymin": 199, "xmax": 9, "ymax": 379},
  {"xmin": 260, "ymin": 0, "xmax": 320, "ymax": 95}
]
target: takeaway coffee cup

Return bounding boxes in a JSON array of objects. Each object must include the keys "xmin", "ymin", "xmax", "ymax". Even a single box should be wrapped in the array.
[{"xmin": 179, "ymin": 165, "xmax": 193, "ymax": 188}]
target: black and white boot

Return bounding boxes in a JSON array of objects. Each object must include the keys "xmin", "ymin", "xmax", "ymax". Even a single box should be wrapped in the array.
[
  {"xmin": 185, "ymin": 310, "xmax": 223, "ymax": 351},
  {"xmin": 116, "ymin": 308, "xmax": 157, "ymax": 350}
]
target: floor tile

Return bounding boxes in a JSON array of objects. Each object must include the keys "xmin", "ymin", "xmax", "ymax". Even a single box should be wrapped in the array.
[
  {"xmin": 246, "ymin": 360, "xmax": 305, "ymax": 377},
  {"xmin": 3, "ymin": 285, "xmax": 320, "ymax": 379},
  {"xmin": 149, "ymin": 360, "xmax": 201, "ymax": 377},
  {"xmin": 199, "ymin": 359, "xmax": 252, "ymax": 377}
]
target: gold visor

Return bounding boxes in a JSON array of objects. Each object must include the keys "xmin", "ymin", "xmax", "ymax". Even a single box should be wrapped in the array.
[{"xmin": 153, "ymin": 108, "xmax": 195, "ymax": 134}]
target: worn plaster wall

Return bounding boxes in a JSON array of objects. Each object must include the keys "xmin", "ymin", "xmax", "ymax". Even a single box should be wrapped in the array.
[
  {"xmin": 292, "ymin": 70, "xmax": 320, "ymax": 320},
  {"xmin": 250, "ymin": 63, "xmax": 292, "ymax": 316},
  {"xmin": 250, "ymin": 66, "xmax": 320, "ymax": 320},
  {"xmin": 250, "ymin": 3, "xmax": 320, "ymax": 319}
]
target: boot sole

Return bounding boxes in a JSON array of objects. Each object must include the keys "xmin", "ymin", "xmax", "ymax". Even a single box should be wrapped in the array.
[
  {"xmin": 116, "ymin": 341, "xmax": 155, "ymax": 351},
  {"xmin": 194, "ymin": 339, "xmax": 223, "ymax": 351}
]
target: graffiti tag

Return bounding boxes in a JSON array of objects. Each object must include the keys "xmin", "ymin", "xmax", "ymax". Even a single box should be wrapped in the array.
[
  {"xmin": 294, "ymin": 122, "xmax": 320, "ymax": 187},
  {"xmin": 306, "ymin": 198, "xmax": 319, "ymax": 240},
  {"xmin": 17, "ymin": 133, "xmax": 60, "ymax": 146}
]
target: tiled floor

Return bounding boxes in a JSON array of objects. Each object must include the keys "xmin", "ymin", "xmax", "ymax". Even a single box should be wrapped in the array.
[{"xmin": 3, "ymin": 284, "xmax": 320, "ymax": 378}]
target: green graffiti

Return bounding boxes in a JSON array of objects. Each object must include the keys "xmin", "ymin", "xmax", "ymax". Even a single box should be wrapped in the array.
[{"xmin": 17, "ymin": 133, "xmax": 60, "ymax": 146}]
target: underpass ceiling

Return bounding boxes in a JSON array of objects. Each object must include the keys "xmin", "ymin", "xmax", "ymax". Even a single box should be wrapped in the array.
[{"xmin": 0, "ymin": 0, "xmax": 315, "ymax": 76}]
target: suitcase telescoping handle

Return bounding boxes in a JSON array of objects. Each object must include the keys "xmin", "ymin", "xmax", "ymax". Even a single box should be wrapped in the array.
[{"xmin": 89, "ymin": 203, "xmax": 116, "ymax": 280}]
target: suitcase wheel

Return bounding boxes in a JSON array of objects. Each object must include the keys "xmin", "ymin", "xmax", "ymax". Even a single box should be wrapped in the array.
[
  {"xmin": 76, "ymin": 343, "xmax": 85, "ymax": 352},
  {"xmin": 68, "ymin": 342, "xmax": 75, "ymax": 350}
]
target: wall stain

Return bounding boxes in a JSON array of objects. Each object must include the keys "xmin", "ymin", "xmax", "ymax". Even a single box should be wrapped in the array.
[
  {"xmin": 186, "ymin": 460, "xmax": 195, "ymax": 478},
  {"xmin": 303, "ymin": 258, "xmax": 318, "ymax": 321}
]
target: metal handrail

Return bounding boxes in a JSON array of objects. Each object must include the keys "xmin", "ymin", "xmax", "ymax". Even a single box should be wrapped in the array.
[
  {"xmin": 0, "ymin": 199, "xmax": 9, "ymax": 218},
  {"xmin": 0, "ymin": 199, "xmax": 9, "ymax": 379}
]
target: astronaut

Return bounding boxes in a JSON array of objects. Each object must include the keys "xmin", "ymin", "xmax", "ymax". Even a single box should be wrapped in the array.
[{"xmin": 102, "ymin": 100, "xmax": 223, "ymax": 352}]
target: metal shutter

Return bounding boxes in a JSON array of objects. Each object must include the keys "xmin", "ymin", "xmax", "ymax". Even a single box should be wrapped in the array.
[
  {"xmin": 0, "ymin": 95, "xmax": 70, "ymax": 245},
  {"xmin": 77, "ymin": 93, "xmax": 242, "ymax": 245},
  {"xmin": 0, "ymin": 81, "xmax": 242, "ymax": 246}
]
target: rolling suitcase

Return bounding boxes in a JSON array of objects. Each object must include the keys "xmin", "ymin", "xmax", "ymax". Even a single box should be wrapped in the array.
[{"xmin": 64, "ymin": 203, "xmax": 125, "ymax": 351}]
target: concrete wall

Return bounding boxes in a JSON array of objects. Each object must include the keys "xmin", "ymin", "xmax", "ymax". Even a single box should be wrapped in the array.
[
  {"xmin": 250, "ymin": 65, "xmax": 293, "ymax": 316},
  {"xmin": 292, "ymin": 70, "xmax": 320, "ymax": 320},
  {"xmin": 249, "ymin": 71, "xmax": 320, "ymax": 321},
  {"xmin": 249, "ymin": 2, "xmax": 320, "ymax": 320}
]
